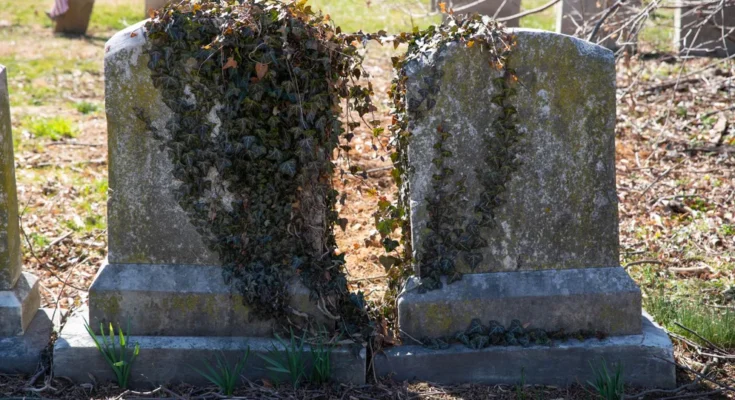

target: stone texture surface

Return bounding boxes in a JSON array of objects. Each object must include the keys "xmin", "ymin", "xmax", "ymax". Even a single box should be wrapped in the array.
[
  {"xmin": 53, "ymin": 0, "xmax": 95, "ymax": 35},
  {"xmin": 398, "ymin": 267, "xmax": 641, "ymax": 339},
  {"xmin": 556, "ymin": 0, "xmax": 641, "ymax": 49},
  {"xmin": 0, "ymin": 309, "xmax": 55, "ymax": 374},
  {"xmin": 89, "ymin": 263, "xmax": 332, "ymax": 336},
  {"xmin": 406, "ymin": 29, "xmax": 618, "ymax": 275},
  {"xmin": 0, "ymin": 65, "xmax": 21, "ymax": 291},
  {"xmin": 376, "ymin": 314, "xmax": 675, "ymax": 389},
  {"xmin": 0, "ymin": 273, "xmax": 41, "ymax": 336},
  {"xmin": 436, "ymin": 0, "xmax": 522, "ymax": 27},
  {"xmin": 105, "ymin": 21, "xmax": 219, "ymax": 267},
  {"xmin": 55, "ymin": 310, "xmax": 366, "ymax": 388},
  {"xmin": 675, "ymin": 4, "xmax": 735, "ymax": 57}
]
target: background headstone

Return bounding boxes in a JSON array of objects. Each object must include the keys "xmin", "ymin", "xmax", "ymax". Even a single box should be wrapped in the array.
[
  {"xmin": 433, "ymin": 0, "xmax": 522, "ymax": 27},
  {"xmin": 145, "ymin": 0, "xmax": 168, "ymax": 15},
  {"xmin": 53, "ymin": 0, "xmax": 95, "ymax": 35},
  {"xmin": 557, "ymin": 0, "xmax": 641, "ymax": 49},
  {"xmin": 675, "ymin": 2, "xmax": 735, "ymax": 57},
  {"xmin": 0, "ymin": 65, "xmax": 52, "ymax": 374}
]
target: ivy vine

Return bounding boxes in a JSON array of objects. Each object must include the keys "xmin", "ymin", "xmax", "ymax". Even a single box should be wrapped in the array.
[{"xmin": 143, "ymin": 0, "xmax": 375, "ymax": 330}]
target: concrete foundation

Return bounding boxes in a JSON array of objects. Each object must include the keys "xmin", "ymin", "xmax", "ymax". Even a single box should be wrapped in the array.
[
  {"xmin": 88, "ymin": 263, "xmax": 333, "ymax": 337},
  {"xmin": 0, "ymin": 309, "xmax": 55, "ymax": 374},
  {"xmin": 376, "ymin": 314, "xmax": 676, "ymax": 388},
  {"xmin": 398, "ymin": 267, "xmax": 642, "ymax": 339},
  {"xmin": 675, "ymin": 3, "xmax": 735, "ymax": 57},
  {"xmin": 55, "ymin": 310, "xmax": 366, "ymax": 388}
]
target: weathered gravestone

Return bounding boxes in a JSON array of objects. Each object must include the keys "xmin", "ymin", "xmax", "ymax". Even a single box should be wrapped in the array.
[
  {"xmin": 675, "ymin": 2, "xmax": 735, "ymax": 57},
  {"xmin": 0, "ymin": 65, "xmax": 54, "ymax": 374},
  {"xmin": 557, "ymin": 0, "xmax": 640, "ymax": 49},
  {"xmin": 53, "ymin": 0, "xmax": 95, "ymax": 35},
  {"xmin": 433, "ymin": 0, "xmax": 522, "ymax": 27},
  {"xmin": 374, "ymin": 29, "xmax": 676, "ymax": 387},
  {"xmin": 53, "ymin": 21, "xmax": 366, "ymax": 387},
  {"xmin": 145, "ymin": 0, "xmax": 168, "ymax": 15}
]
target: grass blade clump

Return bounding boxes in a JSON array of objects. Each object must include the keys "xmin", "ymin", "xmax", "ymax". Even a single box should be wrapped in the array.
[
  {"xmin": 82, "ymin": 319, "xmax": 140, "ymax": 389},
  {"xmin": 191, "ymin": 349, "xmax": 250, "ymax": 396},
  {"xmin": 587, "ymin": 358, "xmax": 624, "ymax": 400},
  {"xmin": 259, "ymin": 329, "xmax": 307, "ymax": 388}
]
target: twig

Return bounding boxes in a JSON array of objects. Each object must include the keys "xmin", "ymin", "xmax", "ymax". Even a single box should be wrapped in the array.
[
  {"xmin": 588, "ymin": 0, "xmax": 623, "ymax": 42},
  {"xmin": 656, "ymin": 355, "xmax": 735, "ymax": 393},
  {"xmin": 659, "ymin": 389, "xmax": 723, "ymax": 400},
  {"xmin": 42, "ymin": 230, "xmax": 73, "ymax": 255},
  {"xmin": 348, "ymin": 275, "xmax": 388, "ymax": 282},
  {"xmin": 624, "ymin": 259, "xmax": 664, "ymax": 267},
  {"xmin": 700, "ymin": 104, "xmax": 735, "ymax": 119},
  {"xmin": 673, "ymin": 322, "xmax": 728, "ymax": 354},
  {"xmin": 497, "ymin": 0, "xmax": 561, "ymax": 22}
]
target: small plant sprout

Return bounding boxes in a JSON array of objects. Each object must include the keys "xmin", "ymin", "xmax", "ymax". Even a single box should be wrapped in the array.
[
  {"xmin": 191, "ymin": 349, "xmax": 250, "ymax": 396},
  {"xmin": 310, "ymin": 329, "xmax": 334, "ymax": 385},
  {"xmin": 587, "ymin": 358, "xmax": 624, "ymax": 400},
  {"xmin": 259, "ymin": 329, "xmax": 307, "ymax": 388},
  {"xmin": 82, "ymin": 319, "xmax": 140, "ymax": 389}
]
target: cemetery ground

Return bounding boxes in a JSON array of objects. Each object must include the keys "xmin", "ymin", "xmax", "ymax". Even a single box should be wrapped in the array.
[{"xmin": 0, "ymin": 0, "xmax": 733, "ymax": 398}]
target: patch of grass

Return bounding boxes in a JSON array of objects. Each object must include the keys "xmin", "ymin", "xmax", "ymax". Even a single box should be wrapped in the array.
[
  {"xmin": 22, "ymin": 116, "xmax": 77, "ymax": 141},
  {"xmin": 30, "ymin": 233, "xmax": 50, "ymax": 249},
  {"xmin": 83, "ymin": 320, "xmax": 140, "ymax": 389},
  {"xmin": 646, "ymin": 296, "xmax": 735, "ymax": 348},
  {"xmin": 587, "ymin": 359, "xmax": 624, "ymax": 400},
  {"xmin": 309, "ymin": 0, "xmax": 439, "ymax": 33},
  {"xmin": 75, "ymin": 101, "xmax": 99, "ymax": 114},
  {"xmin": 720, "ymin": 224, "xmax": 735, "ymax": 237},
  {"xmin": 519, "ymin": 0, "xmax": 556, "ymax": 31},
  {"xmin": 0, "ymin": 0, "xmax": 52, "ymax": 29},
  {"xmin": 260, "ymin": 330, "xmax": 308, "ymax": 388},
  {"xmin": 89, "ymin": 2, "xmax": 145, "ymax": 32}
]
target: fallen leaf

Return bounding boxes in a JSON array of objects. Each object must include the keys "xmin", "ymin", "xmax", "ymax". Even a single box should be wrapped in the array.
[
  {"xmin": 130, "ymin": 31, "xmax": 138, "ymax": 38},
  {"xmin": 222, "ymin": 57, "xmax": 238, "ymax": 70},
  {"xmin": 256, "ymin": 62, "xmax": 268, "ymax": 79}
]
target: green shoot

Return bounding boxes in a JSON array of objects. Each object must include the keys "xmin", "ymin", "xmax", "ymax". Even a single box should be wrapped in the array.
[
  {"xmin": 259, "ymin": 329, "xmax": 307, "ymax": 388},
  {"xmin": 82, "ymin": 319, "xmax": 140, "ymax": 389},
  {"xmin": 587, "ymin": 358, "xmax": 624, "ymax": 400},
  {"xmin": 191, "ymin": 349, "xmax": 250, "ymax": 396},
  {"xmin": 310, "ymin": 333, "xmax": 333, "ymax": 385}
]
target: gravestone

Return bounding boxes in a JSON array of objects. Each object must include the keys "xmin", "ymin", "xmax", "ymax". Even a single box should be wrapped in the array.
[
  {"xmin": 675, "ymin": 2, "xmax": 735, "ymax": 57},
  {"xmin": 53, "ymin": 21, "xmax": 366, "ymax": 387},
  {"xmin": 557, "ymin": 0, "xmax": 640, "ymax": 49},
  {"xmin": 433, "ymin": 0, "xmax": 522, "ymax": 27},
  {"xmin": 53, "ymin": 0, "xmax": 95, "ymax": 35},
  {"xmin": 145, "ymin": 0, "xmax": 168, "ymax": 15},
  {"xmin": 374, "ymin": 29, "xmax": 676, "ymax": 387},
  {"xmin": 0, "ymin": 65, "xmax": 54, "ymax": 374}
]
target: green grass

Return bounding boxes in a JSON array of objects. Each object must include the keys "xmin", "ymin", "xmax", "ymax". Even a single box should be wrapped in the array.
[
  {"xmin": 310, "ymin": 0, "xmax": 439, "ymax": 33},
  {"xmin": 0, "ymin": 0, "xmax": 145, "ymax": 33},
  {"xmin": 75, "ymin": 101, "xmax": 100, "ymax": 114},
  {"xmin": 646, "ymin": 296, "xmax": 735, "ymax": 349},
  {"xmin": 519, "ymin": 0, "xmax": 556, "ymax": 31},
  {"xmin": 22, "ymin": 116, "xmax": 78, "ymax": 141},
  {"xmin": 89, "ymin": 2, "xmax": 146, "ymax": 32}
]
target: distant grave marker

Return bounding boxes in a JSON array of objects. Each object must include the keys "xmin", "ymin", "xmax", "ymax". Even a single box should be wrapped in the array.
[
  {"xmin": 53, "ymin": 0, "xmax": 95, "ymax": 35},
  {"xmin": 675, "ymin": 2, "xmax": 735, "ymax": 57}
]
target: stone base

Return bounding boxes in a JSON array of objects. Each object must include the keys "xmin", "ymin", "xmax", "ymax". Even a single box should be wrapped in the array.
[
  {"xmin": 376, "ymin": 314, "xmax": 676, "ymax": 388},
  {"xmin": 54, "ymin": 310, "xmax": 366, "ymax": 388},
  {"xmin": 89, "ymin": 263, "xmax": 331, "ymax": 337},
  {"xmin": 0, "ymin": 309, "xmax": 55, "ymax": 374},
  {"xmin": 398, "ymin": 267, "xmax": 641, "ymax": 339},
  {"xmin": 0, "ymin": 272, "xmax": 41, "ymax": 336}
]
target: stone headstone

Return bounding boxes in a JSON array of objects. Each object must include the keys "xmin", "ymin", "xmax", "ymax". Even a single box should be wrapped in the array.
[
  {"xmin": 675, "ymin": 3, "xmax": 735, "ymax": 57},
  {"xmin": 557, "ymin": 0, "xmax": 640, "ymax": 49},
  {"xmin": 54, "ymin": 22, "xmax": 365, "ymax": 387},
  {"xmin": 53, "ymin": 0, "xmax": 95, "ymax": 35},
  {"xmin": 434, "ymin": 0, "xmax": 522, "ymax": 27},
  {"xmin": 145, "ymin": 0, "xmax": 168, "ymax": 15},
  {"xmin": 0, "ymin": 65, "xmax": 53, "ymax": 374},
  {"xmin": 376, "ymin": 29, "xmax": 675, "ymax": 388}
]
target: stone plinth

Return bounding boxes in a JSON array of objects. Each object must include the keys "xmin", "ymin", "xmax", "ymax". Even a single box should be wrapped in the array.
[
  {"xmin": 0, "ymin": 65, "xmax": 53, "ymax": 374},
  {"xmin": 376, "ymin": 314, "xmax": 675, "ymax": 389},
  {"xmin": 675, "ymin": 3, "xmax": 735, "ymax": 57},
  {"xmin": 53, "ymin": 0, "xmax": 95, "ymax": 36},
  {"xmin": 55, "ymin": 310, "xmax": 366, "ymax": 387},
  {"xmin": 557, "ymin": 0, "xmax": 641, "ymax": 49},
  {"xmin": 388, "ymin": 29, "xmax": 674, "ymax": 387}
]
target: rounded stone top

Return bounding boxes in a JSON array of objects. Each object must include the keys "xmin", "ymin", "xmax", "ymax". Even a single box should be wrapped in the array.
[{"xmin": 105, "ymin": 20, "xmax": 148, "ymax": 60}]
